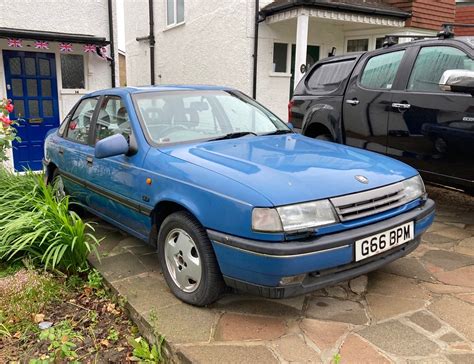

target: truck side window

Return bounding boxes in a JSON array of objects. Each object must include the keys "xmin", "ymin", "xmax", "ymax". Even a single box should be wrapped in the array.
[
  {"xmin": 360, "ymin": 50, "xmax": 405, "ymax": 90},
  {"xmin": 307, "ymin": 60, "xmax": 355, "ymax": 92},
  {"xmin": 408, "ymin": 46, "xmax": 474, "ymax": 92}
]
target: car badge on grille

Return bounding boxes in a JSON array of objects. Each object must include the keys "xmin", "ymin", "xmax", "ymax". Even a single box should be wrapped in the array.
[{"xmin": 355, "ymin": 175, "xmax": 369, "ymax": 184}]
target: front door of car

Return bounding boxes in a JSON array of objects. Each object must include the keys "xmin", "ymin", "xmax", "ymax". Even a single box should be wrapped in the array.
[
  {"xmin": 87, "ymin": 95, "xmax": 150, "ymax": 238},
  {"xmin": 387, "ymin": 45, "xmax": 474, "ymax": 187},
  {"xmin": 343, "ymin": 50, "xmax": 406, "ymax": 154},
  {"xmin": 58, "ymin": 97, "xmax": 99, "ymax": 203}
]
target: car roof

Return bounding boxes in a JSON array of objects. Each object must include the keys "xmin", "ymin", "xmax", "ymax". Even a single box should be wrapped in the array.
[{"xmin": 85, "ymin": 84, "xmax": 236, "ymax": 98}]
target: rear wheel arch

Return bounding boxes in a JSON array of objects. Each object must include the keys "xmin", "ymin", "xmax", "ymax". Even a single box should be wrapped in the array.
[{"xmin": 304, "ymin": 122, "xmax": 334, "ymax": 141}]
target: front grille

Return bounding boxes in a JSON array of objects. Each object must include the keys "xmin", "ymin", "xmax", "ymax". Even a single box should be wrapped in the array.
[{"xmin": 330, "ymin": 182, "xmax": 406, "ymax": 221}]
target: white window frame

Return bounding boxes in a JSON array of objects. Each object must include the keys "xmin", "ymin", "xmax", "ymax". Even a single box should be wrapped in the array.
[
  {"xmin": 166, "ymin": 0, "xmax": 185, "ymax": 28},
  {"xmin": 58, "ymin": 53, "xmax": 87, "ymax": 91}
]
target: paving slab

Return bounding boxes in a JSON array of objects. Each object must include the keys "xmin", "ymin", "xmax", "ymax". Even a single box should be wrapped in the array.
[
  {"xmin": 367, "ymin": 271, "xmax": 430, "ymax": 300},
  {"xmin": 439, "ymin": 332, "xmax": 464, "ymax": 344},
  {"xmin": 300, "ymin": 318, "xmax": 350, "ymax": 352},
  {"xmin": 433, "ymin": 266, "xmax": 474, "ymax": 288},
  {"xmin": 212, "ymin": 295, "xmax": 303, "ymax": 317},
  {"xmin": 358, "ymin": 320, "xmax": 440, "ymax": 357},
  {"xmin": 454, "ymin": 237, "xmax": 474, "ymax": 256},
  {"xmin": 366, "ymin": 294, "xmax": 426, "ymax": 322},
  {"xmin": 435, "ymin": 227, "xmax": 472, "ymax": 241},
  {"xmin": 179, "ymin": 345, "xmax": 279, "ymax": 364},
  {"xmin": 445, "ymin": 353, "xmax": 474, "ymax": 364},
  {"xmin": 214, "ymin": 313, "xmax": 286, "ymax": 341},
  {"xmin": 305, "ymin": 296, "xmax": 368, "ymax": 325},
  {"xmin": 421, "ymin": 250, "xmax": 474, "ymax": 272},
  {"xmin": 380, "ymin": 257, "xmax": 435, "ymax": 282},
  {"xmin": 271, "ymin": 334, "xmax": 321, "ymax": 363},
  {"xmin": 92, "ymin": 252, "xmax": 149, "ymax": 282},
  {"xmin": 428, "ymin": 296, "xmax": 474, "ymax": 341},
  {"xmin": 407, "ymin": 311, "xmax": 442, "ymax": 333},
  {"xmin": 340, "ymin": 334, "xmax": 390, "ymax": 364}
]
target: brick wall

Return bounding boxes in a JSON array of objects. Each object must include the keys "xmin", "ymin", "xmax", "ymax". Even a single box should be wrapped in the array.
[
  {"xmin": 455, "ymin": 4, "xmax": 474, "ymax": 35},
  {"xmin": 384, "ymin": 0, "xmax": 456, "ymax": 30}
]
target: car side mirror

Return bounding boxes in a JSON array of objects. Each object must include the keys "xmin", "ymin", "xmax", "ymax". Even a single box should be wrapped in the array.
[
  {"xmin": 287, "ymin": 122, "xmax": 294, "ymax": 130},
  {"xmin": 95, "ymin": 134, "xmax": 129, "ymax": 159},
  {"xmin": 439, "ymin": 69, "xmax": 474, "ymax": 96}
]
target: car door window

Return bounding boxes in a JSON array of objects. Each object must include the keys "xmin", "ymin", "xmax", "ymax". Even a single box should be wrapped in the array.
[
  {"xmin": 360, "ymin": 50, "xmax": 405, "ymax": 90},
  {"xmin": 408, "ymin": 46, "xmax": 474, "ymax": 92},
  {"xmin": 307, "ymin": 59, "xmax": 356, "ymax": 92},
  {"xmin": 66, "ymin": 97, "xmax": 98, "ymax": 143},
  {"xmin": 95, "ymin": 96, "xmax": 131, "ymax": 142}
]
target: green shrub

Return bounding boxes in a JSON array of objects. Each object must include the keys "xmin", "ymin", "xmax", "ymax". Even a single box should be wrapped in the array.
[{"xmin": 0, "ymin": 169, "xmax": 100, "ymax": 273}]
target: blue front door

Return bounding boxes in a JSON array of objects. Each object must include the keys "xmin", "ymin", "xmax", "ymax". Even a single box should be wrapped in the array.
[{"xmin": 3, "ymin": 50, "xmax": 60, "ymax": 171}]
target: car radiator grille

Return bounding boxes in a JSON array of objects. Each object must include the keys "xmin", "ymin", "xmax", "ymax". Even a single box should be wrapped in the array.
[{"xmin": 330, "ymin": 182, "xmax": 406, "ymax": 221}]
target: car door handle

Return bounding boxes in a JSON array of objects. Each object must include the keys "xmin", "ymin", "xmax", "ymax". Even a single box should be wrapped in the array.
[
  {"xmin": 392, "ymin": 102, "xmax": 411, "ymax": 110},
  {"xmin": 58, "ymin": 148, "xmax": 64, "ymax": 156},
  {"xmin": 346, "ymin": 99, "xmax": 360, "ymax": 106},
  {"xmin": 86, "ymin": 156, "xmax": 93, "ymax": 167}
]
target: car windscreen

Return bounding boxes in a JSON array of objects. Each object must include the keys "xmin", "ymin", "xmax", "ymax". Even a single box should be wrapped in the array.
[{"xmin": 133, "ymin": 90, "xmax": 289, "ymax": 145}]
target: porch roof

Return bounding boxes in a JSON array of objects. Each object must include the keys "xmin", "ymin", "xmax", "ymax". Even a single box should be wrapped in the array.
[
  {"xmin": 261, "ymin": 0, "xmax": 411, "ymax": 19},
  {"xmin": 0, "ymin": 27, "xmax": 109, "ymax": 45}
]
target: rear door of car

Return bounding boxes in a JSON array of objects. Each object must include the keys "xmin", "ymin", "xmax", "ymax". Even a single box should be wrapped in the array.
[
  {"xmin": 291, "ymin": 55, "xmax": 359, "ymax": 142},
  {"xmin": 342, "ymin": 48, "xmax": 407, "ymax": 154},
  {"xmin": 87, "ymin": 94, "xmax": 151, "ymax": 238},
  {"xmin": 386, "ymin": 40, "xmax": 474, "ymax": 188}
]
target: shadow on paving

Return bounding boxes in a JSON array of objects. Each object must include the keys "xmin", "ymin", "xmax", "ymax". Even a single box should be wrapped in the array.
[{"xmin": 89, "ymin": 186, "xmax": 474, "ymax": 363}]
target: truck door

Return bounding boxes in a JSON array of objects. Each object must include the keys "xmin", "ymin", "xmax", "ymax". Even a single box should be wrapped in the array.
[
  {"xmin": 387, "ymin": 44, "xmax": 474, "ymax": 188},
  {"xmin": 343, "ymin": 50, "xmax": 406, "ymax": 154}
]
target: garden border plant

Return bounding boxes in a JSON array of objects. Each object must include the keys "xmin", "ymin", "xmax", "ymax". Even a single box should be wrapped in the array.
[{"xmin": 0, "ymin": 98, "xmax": 18, "ymax": 162}]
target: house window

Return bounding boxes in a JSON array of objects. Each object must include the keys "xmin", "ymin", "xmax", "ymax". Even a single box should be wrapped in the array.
[
  {"xmin": 347, "ymin": 39, "xmax": 369, "ymax": 53},
  {"xmin": 60, "ymin": 54, "xmax": 85, "ymax": 89},
  {"xmin": 167, "ymin": 0, "xmax": 184, "ymax": 26},
  {"xmin": 273, "ymin": 43, "xmax": 288, "ymax": 73}
]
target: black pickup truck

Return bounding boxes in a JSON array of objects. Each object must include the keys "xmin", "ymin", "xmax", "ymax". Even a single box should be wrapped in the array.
[{"xmin": 290, "ymin": 36, "xmax": 474, "ymax": 193}]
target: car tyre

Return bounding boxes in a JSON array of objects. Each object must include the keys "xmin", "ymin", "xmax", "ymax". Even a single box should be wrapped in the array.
[
  {"xmin": 158, "ymin": 211, "xmax": 225, "ymax": 306},
  {"xmin": 51, "ymin": 168, "xmax": 67, "ymax": 200}
]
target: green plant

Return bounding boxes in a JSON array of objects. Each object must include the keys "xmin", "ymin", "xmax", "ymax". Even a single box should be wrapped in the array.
[
  {"xmin": 0, "ymin": 169, "xmax": 101, "ymax": 273},
  {"xmin": 107, "ymin": 327, "xmax": 120, "ymax": 342},
  {"xmin": 87, "ymin": 269, "xmax": 103, "ymax": 289},
  {"xmin": 0, "ymin": 98, "xmax": 20, "ymax": 162},
  {"xmin": 128, "ymin": 336, "xmax": 165, "ymax": 363},
  {"xmin": 332, "ymin": 352, "xmax": 341, "ymax": 364},
  {"xmin": 38, "ymin": 320, "xmax": 83, "ymax": 361}
]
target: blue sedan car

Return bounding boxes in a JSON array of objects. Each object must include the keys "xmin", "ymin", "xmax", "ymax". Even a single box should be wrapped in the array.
[{"xmin": 44, "ymin": 86, "xmax": 435, "ymax": 306}]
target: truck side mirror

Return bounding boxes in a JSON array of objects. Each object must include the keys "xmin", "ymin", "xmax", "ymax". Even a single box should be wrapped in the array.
[{"xmin": 439, "ymin": 69, "xmax": 474, "ymax": 96}]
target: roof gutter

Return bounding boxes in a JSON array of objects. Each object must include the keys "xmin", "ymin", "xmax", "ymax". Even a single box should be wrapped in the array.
[{"xmin": 260, "ymin": 0, "xmax": 411, "ymax": 19}]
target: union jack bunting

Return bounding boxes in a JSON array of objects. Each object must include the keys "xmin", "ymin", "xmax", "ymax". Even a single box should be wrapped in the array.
[
  {"xmin": 34, "ymin": 40, "xmax": 49, "ymax": 49},
  {"xmin": 83, "ymin": 44, "xmax": 96, "ymax": 53},
  {"xmin": 98, "ymin": 46, "xmax": 108, "ymax": 59},
  {"xmin": 7, "ymin": 38, "xmax": 22, "ymax": 48},
  {"xmin": 59, "ymin": 43, "xmax": 73, "ymax": 53}
]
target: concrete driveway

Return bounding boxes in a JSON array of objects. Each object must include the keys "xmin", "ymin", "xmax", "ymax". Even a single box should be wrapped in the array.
[{"xmin": 90, "ymin": 186, "xmax": 474, "ymax": 363}]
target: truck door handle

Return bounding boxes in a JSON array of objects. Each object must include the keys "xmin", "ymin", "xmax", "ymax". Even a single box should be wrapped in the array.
[
  {"xmin": 346, "ymin": 99, "xmax": 360, "ymax": 106},
  {"xmin": 392, "ymin": 102, "xmax": 411, "ymax": 110},
  {"xmin": 86, "ymin": 156, "xmax": 93, "ymax": 167}
]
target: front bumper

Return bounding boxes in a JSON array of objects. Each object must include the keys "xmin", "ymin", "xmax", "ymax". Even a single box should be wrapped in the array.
[{"xmin": 209, "ymin": 199, "xmax": 435, "ymax": 298}]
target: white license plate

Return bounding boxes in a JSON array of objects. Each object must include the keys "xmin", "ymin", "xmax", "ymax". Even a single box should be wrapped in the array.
[{"xmin": 355, "ymin": 221, "xmax": 414, "ymax": 262}]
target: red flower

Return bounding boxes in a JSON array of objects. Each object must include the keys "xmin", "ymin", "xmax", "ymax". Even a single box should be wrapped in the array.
[
  {"xmin": 6, "ymin": 103, "xmax": 14, "ymax": 113},
  {"xmin": 1, "ymin": 116, "xmax": 12, "ymax": 128}
]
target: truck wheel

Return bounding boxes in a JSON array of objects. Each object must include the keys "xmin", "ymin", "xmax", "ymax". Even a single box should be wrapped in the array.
[{"xmin": 158, "ymin": 211, "xmax": 225, "ymax": 306}]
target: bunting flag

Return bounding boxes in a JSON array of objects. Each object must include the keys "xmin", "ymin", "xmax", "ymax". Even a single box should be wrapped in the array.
[
  {"xmin": 7, "ymin": 38, "xmax": 22, "ymax": 48},
  {"xmin": 34, "ymin": 40, "xmax": 49, "ymax": 49},
  {"xmin": 59, "ymin": 43, "xmax": 73, "ymax": 53},
  {"xmin": 83, "ymin": 44, "xmax": 96, "ymax": 53},
  {"xmin": 98, "ymin": 46, "xmax": 109, "ymax": 60}
]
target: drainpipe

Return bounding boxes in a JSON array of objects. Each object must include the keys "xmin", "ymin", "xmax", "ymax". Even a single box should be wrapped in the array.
[
  {"xmin": 107, "ymin": 0, "xmax": 116, "ymax": 87},
  {"xmin": 149, "ymin": 0, "xmax": 156, "ymax": 85},
  {"xmin": 252, "ymin": 0, "xmax": 260, "ymax": 99}
]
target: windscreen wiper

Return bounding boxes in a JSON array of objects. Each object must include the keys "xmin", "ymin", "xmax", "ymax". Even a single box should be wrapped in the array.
[
  {"xmin": 262, "ymin": 129, "xmax": 294, "ymax": 136},
  {"xmin": 210, "ymin": 131, "xmax": 258, "ymax": 141}
]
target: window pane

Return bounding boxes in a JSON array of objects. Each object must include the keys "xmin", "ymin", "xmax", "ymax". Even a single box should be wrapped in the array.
[
  {"xmin": 43, "ymin": 100, "xmax": 53, "ymax": 117},
  {"xmin": 27, "ymin": 79, "xmax": 38, "ymax": 97},
  {"xmin": 39, "ymin": 59, "xmax": 50, "ymax": 76},
  {"xmin": 177, "ymin": 0, "xmax": 184, "ymax": 23},
  {"xmin": 41, "ymin": 79, "xmax": 52, "ymax": 97},
  {"xmin": 167, "ymin": 0, "xmax": 175, "ymax": 25},
  {"xmin": 9, "ymin": 57, "xmax": 21, "ymax": 75},
  {"xmin": 12, "ymin": 79, "xmax": 23, "ymax": 97},
  {"xmin": 360, "ymin": 51, "xmax": 405, "ymax": 90},
  {"xmin": 408, "ymin": 46, "xmax": 474, "ymax": 92},
  {"xmin": 273, "ymin": 43, "xmax": 288, "ymax": 73},
  {"xmin": 307, "ymin": 60, "xmax": 356, "ymax": 92},
  {"xmin": 375, "ymin": 37, "xmax": 386, "ymax": 49},
  {"xmin": 60, "ymin": 54, "xmax": 85, "ymax": 89},
  {"xmin": 347, "ymin": 39, "xmax": 369, "ymax": 53},
  {"xmin": 12, "ymin": 100, "xmax": 25, "ymax": 119},
  {"xmin": 25, "ymin": 58, "xmax": 36, "ymax": 75},
  {"xmin": 95, "ymin": 97, "xmax": 131, "ymax": 142},
  {"xmin": 28, "ymin": 100, "xmax": 39, "ymax": 117},
  {"xmin": 67, "ymin": 97, "xmax": 98, "ymax": 143}
]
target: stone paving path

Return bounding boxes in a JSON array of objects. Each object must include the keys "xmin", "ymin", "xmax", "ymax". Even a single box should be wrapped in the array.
[{"xmin": 89, "ymin": 186, "xmax": 474, "ymax": 363}]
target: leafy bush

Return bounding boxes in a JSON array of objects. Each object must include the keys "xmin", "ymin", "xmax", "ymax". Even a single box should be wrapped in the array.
[
  {"xmin": 0, "ymin": 169, "xmax": 100, "ymax": 273},
  {"xmin": 0, "ymin": 98, "xmax": 19, "ymax": 162}
]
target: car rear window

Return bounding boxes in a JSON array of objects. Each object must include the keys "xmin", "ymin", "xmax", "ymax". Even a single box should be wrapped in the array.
[
  {"xmin": 306, "ymin": 60, "xmax": 355, "ymax": 92},
  {"xmin": 360, "ymin": 50, "xmax": 405, "ymax": 90}
]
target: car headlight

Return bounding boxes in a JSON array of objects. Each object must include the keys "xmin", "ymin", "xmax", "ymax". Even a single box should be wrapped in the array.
[
  {"xmin": 252, "ymin": 200, "xmax": 337, "ymax": 233},
  {"xmin": 401, "ymin": 175, "xmax": 426, "ymax": 203}
]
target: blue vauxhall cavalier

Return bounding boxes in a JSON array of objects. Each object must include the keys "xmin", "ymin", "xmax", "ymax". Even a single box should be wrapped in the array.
[{"xmin": 44, "ymin": 86, "xmax": 435, "ymax": 306}]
